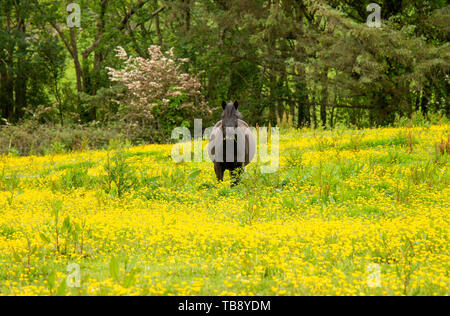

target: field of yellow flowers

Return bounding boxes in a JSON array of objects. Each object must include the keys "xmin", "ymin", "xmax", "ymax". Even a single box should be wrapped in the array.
[{"xmin": 0, "ymin": 124, "xmax": 449, "ymax": 296}]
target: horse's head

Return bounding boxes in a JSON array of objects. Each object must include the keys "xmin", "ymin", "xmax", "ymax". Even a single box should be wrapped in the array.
[{"xmin": 221, "ymin": 101, "xmax": 242, "ymax": 137}]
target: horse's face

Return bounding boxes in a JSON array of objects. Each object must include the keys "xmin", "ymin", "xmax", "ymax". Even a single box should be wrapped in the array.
[{"xmin": 221, "ymin": 101, "xmax": 242, "ymax": 137}]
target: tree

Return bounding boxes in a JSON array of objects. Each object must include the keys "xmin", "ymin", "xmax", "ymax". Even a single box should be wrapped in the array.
[
  {"xmin": 1, "ymin": 0, "xmax": 448, "ymax": 135},
  {"xmin": 107, "ymin": 45, "xmax": 210, "ymax": 142},
  {"xmin": 0, "ymin": 0, "xmax": 65, "ymax": 123}
]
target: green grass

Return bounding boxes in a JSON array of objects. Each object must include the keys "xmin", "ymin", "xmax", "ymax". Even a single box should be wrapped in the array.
[{"xmin": 0, "ymin": 125, "xmax": 449, "ymax": 296}]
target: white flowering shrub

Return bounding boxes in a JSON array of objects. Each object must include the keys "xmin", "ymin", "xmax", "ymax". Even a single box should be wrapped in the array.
[{"xmin": 107, "ymin": 46, "xmax": 210, "ymax": 142}]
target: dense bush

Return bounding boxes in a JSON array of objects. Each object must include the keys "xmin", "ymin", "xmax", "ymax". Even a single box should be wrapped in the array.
[
  {"xmin": 107, "ymin": 46, "xmax": 211, "ymax": 143},
  {"xmin": 0, "ymin": 121, "xmax": 124, "ymax": 156}
]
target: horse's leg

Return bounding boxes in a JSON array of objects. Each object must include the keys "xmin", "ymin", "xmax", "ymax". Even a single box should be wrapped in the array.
[
  {"xmin": 214, "ymin": 163, "xmax": 224, "ymax": 182},
  {"xmin": 231, "ymin": 165, "xmax": 244, "ymax": 187}
]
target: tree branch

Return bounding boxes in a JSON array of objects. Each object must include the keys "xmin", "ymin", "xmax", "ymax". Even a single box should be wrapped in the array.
[
  {"xmin": 118, "ymin": 1, "xmax": 165, "ymax": 30},
  {"xmin": 82, "ymin": 3, "xmax": 166, "ymax": 60},
  {"xmin": 82, "ymin": 38, "xmax": 101, "ymax": 60},
  {"xmin": 32, "ymin": 0, "xmax": 74, "ymax": 58}
]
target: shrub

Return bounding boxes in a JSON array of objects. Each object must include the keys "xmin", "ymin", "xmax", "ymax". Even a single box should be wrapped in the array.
[
  {"xmin": 102, "ymin": 140, "xmax": 137, "ymax": 198},
  {"xmin": 0, "ymin": 121, "xmax": 123, "ymax": 156},
  {"xmin": 107, "ymin": 46, "xmax": 211, "ymax": 143}
]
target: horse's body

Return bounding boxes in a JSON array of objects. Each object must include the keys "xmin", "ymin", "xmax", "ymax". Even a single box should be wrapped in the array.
[{"xmin": 208, "ymin": 102, "xmax": 256, "ymax": 185}]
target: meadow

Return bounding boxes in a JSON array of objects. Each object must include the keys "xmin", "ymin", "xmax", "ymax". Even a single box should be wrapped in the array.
[{"xmin": 0, "ymin": 124, "xmax": 449, "ymax": 296}]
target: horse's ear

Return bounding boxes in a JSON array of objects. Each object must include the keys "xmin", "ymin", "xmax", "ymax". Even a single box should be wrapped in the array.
[
  {"xmin": 234, "ymin": 101, "xmax": 239, "ymax": 109},
  {"xmin": 222, "ymin": 101, "xmax": 227, "ymax": 109}
]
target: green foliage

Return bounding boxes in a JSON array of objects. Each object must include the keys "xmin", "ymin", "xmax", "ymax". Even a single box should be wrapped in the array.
[
  {"xmin": 0, "ymin": 121, "xmax": 123, "ymax": 156},
  {"xmin": 0, "ymin": 0, "xmax": 448, "ymax": 141},
  {"xmin": 59, "ymin": 164, "xmax": 94, "ymax": 191},
  {"xmin": 0, "ymin": 168, "xmax": 23, "ymax": 206},
  {"xmin": 0, "ymin": 125, "xmax": 449, "ymax": 295},
  {"xmin": 39, "ymin": 200, "xmax": 84, "ymax": 256},
  {"xmin": 109, "ymin": 256, "xmax": 139, "ymax": 288},
  {"xmin": 102, "ymin": 140, "xmax": 137, "ymax": 198}
]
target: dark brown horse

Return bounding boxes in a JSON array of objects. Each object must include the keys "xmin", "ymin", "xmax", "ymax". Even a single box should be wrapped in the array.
[{"xmin": 208, "ymin": 101, "xmax": 256, "ymax": 186}]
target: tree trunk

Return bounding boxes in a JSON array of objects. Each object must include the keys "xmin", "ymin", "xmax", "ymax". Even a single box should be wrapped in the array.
[
  {"xmin": 14, "ymin": 19, "xmax": 27, "ymax": 121},
  {"xmin": 320, "ymin": 103, "xmax": 327, "ymax": 128},
  {"xmin": 296, "ymin": 83, "xmax": 309, "ymax": 128},
  {"xmin": 0, "ymin": 60, "xmax": 14, "ymax": 121},
  {"xmin": 277, "ymin": 73, "xmax": 286, "ymax": 120},
  {"xmin": 330, "ymin": 107, "xmax": 336, "ymax": 128},
  {"xmin": 70, "ymin": 28, "xmax": 84, "ymax": 93},
  {"xmin": 184, "ymin": 0, "xmax": 191, "ymax": 32},
  {"xmin": 155, "ymin": 9, "xmax": 163, "ymax": 46},
  {"xmin": 420, "ymin": 85, "xmax": 430, "ymax": 116},
  {"xmin": 91, "ymin": 0, "xmax": 108, "ymax": 96},
  {"xmin": 320, "ymin": 71, "xmax": 328, "ymax": 127},
  {"xmin": 0, "ymin": 11, "xmax": 14, "ymax": 121},
  {"xmin": 312, "ymin": 104, "xmax": 317, "ymax": 129}
]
